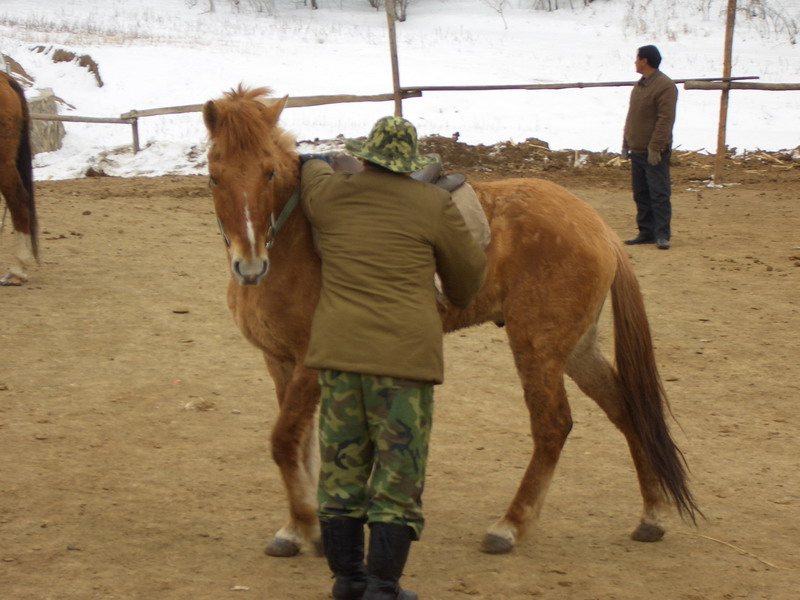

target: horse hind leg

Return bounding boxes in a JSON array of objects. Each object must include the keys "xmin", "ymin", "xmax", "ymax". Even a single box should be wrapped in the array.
[
  {"xmin": 481, "ymin": 353, "xmax": 574, "ymax": 554},
  {"xmin": 0, "ymin": 229, "xmax": 36, "ymax": 285},
  {"xmin": 565, "ymin": 323, "xmax": 668, "ymax": 542},
  {"xmin": 0, "ymin": 164, "xmax": 35, "ymax": 286}
]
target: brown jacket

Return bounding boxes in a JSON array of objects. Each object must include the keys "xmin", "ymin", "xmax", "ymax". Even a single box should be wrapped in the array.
[
  {"xmin": 300, "ymin": 161, "xmax": 486, "ymax": 383},
  {"xmin": 624, "ymin": 70, "xmax": 678, "ymax": 153}
]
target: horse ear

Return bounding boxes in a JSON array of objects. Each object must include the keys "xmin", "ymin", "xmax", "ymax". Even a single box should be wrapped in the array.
[
  {"xmin": 202, "ymin": 100, "xmax": 218, "ymax": 134},
  {"xmin": 262, "ymin": 95, "xmax": 289, "ymax": 127},
  {"xmin": 274, "ymin": 95, "xmax": 289, "ymax": 116}
]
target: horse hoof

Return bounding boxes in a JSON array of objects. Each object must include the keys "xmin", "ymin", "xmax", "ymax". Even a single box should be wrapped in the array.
[
  {"xmin": 630, "ymin": 522, "xmax": 665, "ymax": 542},
  {"xmin": 264, "ymin": 537, "xmax": 302, "ymax": 557},
  {"xmin": 480, "ymin": 533, "xmax": 514, "ymax": 554},
  {"xmin": 0, "ymin": 273, "xmax": 26, "ymax": 286}
]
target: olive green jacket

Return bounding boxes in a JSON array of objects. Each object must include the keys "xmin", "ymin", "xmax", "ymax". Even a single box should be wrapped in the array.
[
  {"xmin": 624, "ymin": 70, "xmax": 678, "ymax": 153},
  {"xmin": 300, "ymin": 160, "xmax": 487, "ymax": 384}
]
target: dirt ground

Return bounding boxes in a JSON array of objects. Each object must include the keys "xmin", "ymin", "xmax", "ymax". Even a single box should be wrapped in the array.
[{"xmin": 1, "ymin": 142, "xmax": 798, "ymax": 600}]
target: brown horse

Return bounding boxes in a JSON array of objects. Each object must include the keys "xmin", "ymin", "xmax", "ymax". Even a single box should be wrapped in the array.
[
  {"xmin": 202, "ymin": 86, "xmax": 699, "ymax": 558},
  {"xmin": 0, "ymin": 71, "xmax": 37, "ymax": 286}
]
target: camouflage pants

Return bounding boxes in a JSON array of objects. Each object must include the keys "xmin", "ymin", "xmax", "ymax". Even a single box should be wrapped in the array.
[{"xmin": 317, "ymin": 369, "xmax": 434, "ymax": 540}]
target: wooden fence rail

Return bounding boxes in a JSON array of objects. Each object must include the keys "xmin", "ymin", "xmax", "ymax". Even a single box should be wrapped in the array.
[
  {"xmin": 31, "ymin": 77, "xmax": 798, "ymax": 158},
  {"xmin": 30, "ymin": 91, "xmax": 422, "ymax": 153},
  {"xmin": 29, "ymin": 112, "xmax": 140, "ymax": 152},
  {"xmin": 400, "ymin": 76, "xmax": 758, "ymax": 93},
  {"xmin": 684, "ymin": 81, "xmax": 800, "ymax": 91},
  {"xmin": 29, "ymin": 113, "xmax": 134, "ymax": 124},
  {"xmin": 118, "ymin": 91, "xmax": 422, "ymax": 120}
]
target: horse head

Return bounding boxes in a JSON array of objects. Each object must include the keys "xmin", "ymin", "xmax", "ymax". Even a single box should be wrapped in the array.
[{"xmin": 203, "ymin": 86, "xmax": 299, "ymax": 286}]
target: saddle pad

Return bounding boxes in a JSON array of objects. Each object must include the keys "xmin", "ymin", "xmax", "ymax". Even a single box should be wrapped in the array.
[{"xmin": 451, "ymin": 183, "xmax": 491, "ymax": 249}]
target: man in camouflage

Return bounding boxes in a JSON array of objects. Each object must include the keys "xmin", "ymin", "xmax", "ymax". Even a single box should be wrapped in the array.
[
  {"xmin": 301, "ymin": 116, "xmax": 486, "ymax": 600},
  {"xmin": 317, "ymin": 372, "xmax": 432, "ymax": 535}
]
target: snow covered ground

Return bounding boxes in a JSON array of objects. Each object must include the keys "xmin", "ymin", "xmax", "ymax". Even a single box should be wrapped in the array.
[{"xmin": 0, "ymin": 0, "xmax": 798, "ymax": 180}]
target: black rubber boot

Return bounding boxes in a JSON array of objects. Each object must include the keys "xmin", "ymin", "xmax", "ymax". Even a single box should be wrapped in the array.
[
  {"xmin": 363, "ymin": 522, "xmax": 418, "ymax": 600},
  {"xmin": 320, "ymin": 517, "xmax": 368, "ymax": 600}
]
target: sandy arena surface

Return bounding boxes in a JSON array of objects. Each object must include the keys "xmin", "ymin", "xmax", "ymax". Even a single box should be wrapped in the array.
[{"xmin": 1, "ymin": 144, "xmax": 798, "ymax": 599}]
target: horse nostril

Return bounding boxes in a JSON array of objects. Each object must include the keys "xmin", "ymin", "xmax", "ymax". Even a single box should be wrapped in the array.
[{"xmin": 232, "ymin": 257, "xmax": 269, "ymax": 285}]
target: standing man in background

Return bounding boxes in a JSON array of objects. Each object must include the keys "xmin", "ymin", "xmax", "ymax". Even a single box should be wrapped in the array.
[{"xmin": 622, "ymin": 44, "xmax": 678, "ymax": 250}]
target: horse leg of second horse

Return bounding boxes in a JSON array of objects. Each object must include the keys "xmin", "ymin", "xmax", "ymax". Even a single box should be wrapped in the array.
[
  {"xmin": 0, "ymin": 167, "xmax": 35, "ymax": 284},
  {"xmin": 3, "ymin": 229, "xmax": 35, "ymax": 283}
]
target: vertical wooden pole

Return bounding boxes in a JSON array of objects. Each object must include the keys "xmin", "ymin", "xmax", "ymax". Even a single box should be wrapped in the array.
[
  {"xmin": 385, "ymin": 0, "xmax": 403, "ymax": 117},
  {"xmin": 131, "ymin": 118, "xmax": 140, "ymax": 153},
  {"xmin": 714, "ymin": 0, "xmax": 737, "ymax": 184}
]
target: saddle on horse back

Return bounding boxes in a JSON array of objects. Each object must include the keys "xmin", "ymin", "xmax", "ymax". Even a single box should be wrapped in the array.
[{"xmin": 327, "ymin": 152, "xmax": 491, "ymax": 249}]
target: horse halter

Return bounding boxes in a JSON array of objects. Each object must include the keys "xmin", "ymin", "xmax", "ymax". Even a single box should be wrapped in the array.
[{"xmin": 265, "ymin": 186, "xmax": 301, "ymax": 249}]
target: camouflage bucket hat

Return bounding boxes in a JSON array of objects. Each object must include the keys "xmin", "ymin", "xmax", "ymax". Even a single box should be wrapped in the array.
[{"xmin": 345, "ymin": 116, "xmax": 437, "ymax": 174}]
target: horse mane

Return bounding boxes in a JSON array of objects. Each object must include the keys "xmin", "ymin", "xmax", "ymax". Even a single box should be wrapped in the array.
[{"xmin": 206, "ymin": 85, "xmax": 296, "ymax": 161}]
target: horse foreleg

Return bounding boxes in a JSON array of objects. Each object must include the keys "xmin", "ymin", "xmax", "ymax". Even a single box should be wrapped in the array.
[
  {"xmin": 277, "ymin": 399, "xmax": 321, "ymax": 553},
  {"xmin": 264, "ymin": 360, "xmax": 321, "ymax": 557},
  {"xmin": 481, "ymin": 367, "xmax": 573, "ymax": 554},
  {"xmin": 565, "ymin": 328, "xmax": 668, "ymax": 542}
]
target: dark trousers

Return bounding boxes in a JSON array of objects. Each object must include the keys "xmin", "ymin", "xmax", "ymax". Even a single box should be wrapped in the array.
[{"xmin": 630, "ymin": 150, "xmax": 672, "ymax": 241}]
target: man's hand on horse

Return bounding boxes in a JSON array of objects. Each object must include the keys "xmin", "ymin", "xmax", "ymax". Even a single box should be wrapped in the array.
[{"xmin": 299, "ymin": 153, "xmax": 332, "ymax": 164}]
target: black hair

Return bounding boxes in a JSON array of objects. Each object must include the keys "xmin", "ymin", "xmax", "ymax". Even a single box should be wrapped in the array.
[{"xmin": 637, "ymin": 45, "xmax": 662, "ymax": 69}]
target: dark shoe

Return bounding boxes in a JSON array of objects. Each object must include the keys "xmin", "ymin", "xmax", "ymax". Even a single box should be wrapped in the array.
[
  {"xmin": 365, "ymin": 584, "xmax": 417, "ymax": 600},
  {"xmin": 364, "ymin": 522, "xmax": 418, "ymax": 600},
  {"xmin": 321, "ymin": 518, "xmax": 367, "ymax": 600},
  {"xmin": 624, "ymin": 233, "xmax": 655, "ymax": 245},
  {"xmin": 656, "ymin": 238, "xmax": 670, "ymax": 250}
]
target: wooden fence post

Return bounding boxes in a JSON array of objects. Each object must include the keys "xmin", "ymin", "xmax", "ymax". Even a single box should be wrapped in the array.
[
  {"xmin": 131, "ymin": 118, "xmax": 140, "ymax": 153},
  {"xmin": 714, "ymin": 0, "xmax": 737, "ymax": 184},
  {"xmin": 384, "ymin": 0, "xmax": 403, "ymax": 117}
]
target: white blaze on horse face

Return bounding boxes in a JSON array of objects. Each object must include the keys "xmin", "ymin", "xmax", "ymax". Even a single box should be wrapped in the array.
[
  {"xmin": 226, "ymin": 190, "xmax": 269, "ymax": 286},
  {"xmin": 244, "ymin": 201, "xmax": 257, "ymax": 256}
]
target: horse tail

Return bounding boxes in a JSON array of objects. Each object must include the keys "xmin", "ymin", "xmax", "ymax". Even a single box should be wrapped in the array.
[
  {"xmin": 610, "ymin": 241, "xmax": 700, "ymax": 524},
  {"xmin": 8, "ymin": 75, "xmax": 38, "ymax": 261}
]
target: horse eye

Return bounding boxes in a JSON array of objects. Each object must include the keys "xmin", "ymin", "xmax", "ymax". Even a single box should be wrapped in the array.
[
  {"xmin": 209, "ymin": 175, "xmax": 218, "ymax": 186},
  {"xmin": 268, "ymin": 170, "xmax": 276, "ymax": 181}
]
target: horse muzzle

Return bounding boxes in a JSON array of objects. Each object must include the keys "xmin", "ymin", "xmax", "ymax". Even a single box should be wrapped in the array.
[{"xmin": 232, "ymin": 256, "xmax": 269, "ymax": 286}]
